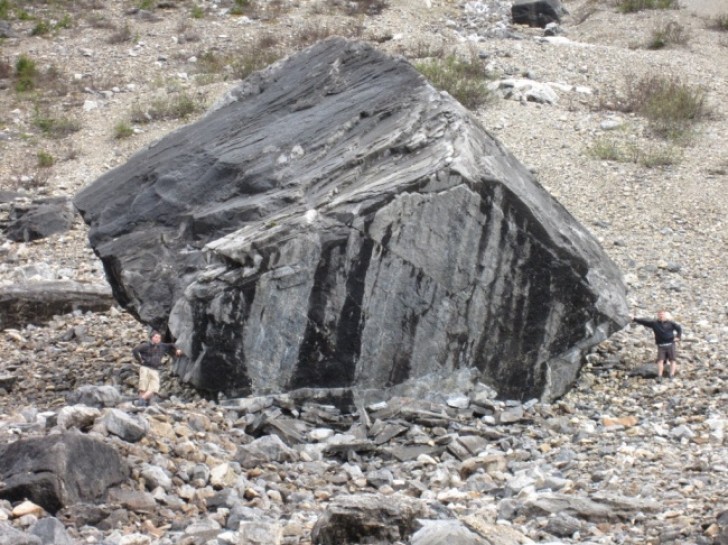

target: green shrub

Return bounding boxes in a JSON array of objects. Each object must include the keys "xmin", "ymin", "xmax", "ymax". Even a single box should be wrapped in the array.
[
  {"xmin": 37, "ymin": 150, "xmax": 54, "ymax": 167},
  {"xmin": 190, "ymin": 5, "xmax": 204, "ymax": 18},
  {"xmin": 230, "ymin": 0, "xmax": 252, "ymax": 15},
  {"xmin": 616, "ymin": 0, "xmax": 679, "ymax": 13},
  {"xmin": 113, "ymin": 121, "xmax": 134, "ymax": 139},
  {"xmin": 129, "ymin": 91, "xmax": 206, "ymax": 124},
  {"xmin": 415, "ymin": 53, "xmax": 492, "ymax": 110},
  {"xmin": 15, "ymin": 54, "xmax": 37, "ymax": 92},
  {"xmin": 588, "ymin": 137, "xmax": 679, "ymax": 167},
  {"xmin": 647, "ymin": 20, "xmax": 687, "ymax": 49},
  {"xmin": 55, "ymin": 13, "xmax": 73, "ymax": 30},
  {"xmin": 612, "ymin": 74, "xmax": 707, "ymax": 140},
  {"xmin": 33, "ymin": 111, "xmax": 82, "ymax": 138},
  {"xmin": 31, "ymin": 19, "xmax": 51, "ymax": 36},
  {"xmin": 710, "ymin": 13, "xmax": 728, "ymax": 31},
  {"xmin": 0, "ymin": 0, "xmax": 11, "ymax": 20}
]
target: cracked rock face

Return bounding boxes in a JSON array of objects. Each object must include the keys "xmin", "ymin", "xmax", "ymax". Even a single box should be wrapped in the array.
[{"xmin": 75, "ymin": 37, "xmax": 627, "ymax": 402}]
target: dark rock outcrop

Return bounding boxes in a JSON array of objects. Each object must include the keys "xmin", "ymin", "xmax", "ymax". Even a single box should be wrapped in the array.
[
  {"xmin": 3, "ymin": 197, "xmax": 75, "ymax": 242},
  {"xmin": 0, "ymin": 432, "xmax": 128, "ymax": 514},
  {"xmin": 511, "ymin": 0, "xmax": 564, "ymax": 28},
  {"xmin": 74, "ymin": 38, "xmax": 628, "ymax": 402}
]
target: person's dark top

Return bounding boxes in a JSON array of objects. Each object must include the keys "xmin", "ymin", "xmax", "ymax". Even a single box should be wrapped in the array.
[
  {"xmin": 132, "ymin": 342, "xmax": 177, "ymax": 369},
  {"xmin": 633, "ymin": 318, "xmax": 682, "ymax": 345}
]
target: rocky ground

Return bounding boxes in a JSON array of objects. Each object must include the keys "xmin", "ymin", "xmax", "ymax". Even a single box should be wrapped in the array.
[{"xmin": 0, "ymin": 0, "xmax": 727, "ymax": 544}]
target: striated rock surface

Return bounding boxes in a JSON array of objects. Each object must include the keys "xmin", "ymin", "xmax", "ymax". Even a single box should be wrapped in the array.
[{"xmin": 75, "ymin": 37, "xmax": 627, "ymax": 402}]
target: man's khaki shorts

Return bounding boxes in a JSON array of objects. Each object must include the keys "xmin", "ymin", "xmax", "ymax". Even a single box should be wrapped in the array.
[{"xmin": 139, "ymin": 366, "xmax": 160, "ymax": 393}]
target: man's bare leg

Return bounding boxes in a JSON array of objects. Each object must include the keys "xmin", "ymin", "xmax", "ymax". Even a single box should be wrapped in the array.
[{"xmin": 657, "ymin": 359, "xmax": 664, "ymax": 379}]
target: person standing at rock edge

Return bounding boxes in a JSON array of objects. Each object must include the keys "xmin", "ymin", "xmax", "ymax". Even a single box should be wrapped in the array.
[
  {"xmin": 631, "ymin": 310, "xmax": 682, "ymax": 381},
  {"xmin": 131, "ymin": 330, "xmax": 182, "ymax": 406}
]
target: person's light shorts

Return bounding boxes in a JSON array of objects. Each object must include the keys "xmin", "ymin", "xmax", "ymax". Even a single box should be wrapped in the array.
[{"xmin": 139, "ymin": 366, "xmax": 160, "ymax": 393}]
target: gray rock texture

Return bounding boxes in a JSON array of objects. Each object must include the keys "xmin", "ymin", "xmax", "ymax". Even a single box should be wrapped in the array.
[
  {"xmin": 0, "ymin": 432, "xmax": 128, "ymax": 513},
  {"xmin": 74, "ymin": 37, "xmax": 627, "ymax": 402}
]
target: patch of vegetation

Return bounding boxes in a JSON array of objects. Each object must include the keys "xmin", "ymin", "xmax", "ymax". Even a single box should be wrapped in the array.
[
  {"xmin": 138, "ymin": 0, "xmax": 156, "ymax": 9},
  {"xmin": 108, "ymin": 23, "xmax": 134, "ymax": 44},
  {"xmin": 230, "ymin": 0, "xmax": 253, "ymax": 15},
  {"xmin": 709, "ymin": 13, "xmax": 728, "ymax": 31},
  {"xmin": 31, "ymin": 19, "xmax": 52, "ymax": 36},
  {"xmin": 190, "ymin": 4, "xmax": 204, "ymax": 18},
  {"xmin": 616, "ymin": 0, "xmax": 679, "ymax": 13},
  {"xmin": 33, "ymin": 109, "xmax": 82, "ymax": 138},
  {"xmin": 113, "ymin": 121, "xmax": 134, "ymax": 139},
  {"xmin": 588, "ymin": 137, "xmax": 679, "ymax": 167},
  {"xmin": 647, "ymin": 20, "xmax": 687, "ymax": 49},
  {"xmin": 15, "ymin": 54, "xmax": 37, "ymax": 92},
  {"xmin": 608, "ymin": 74, "xmax": 708, "ymax": 141},
  {"xmin": 37, "ymin": 150, "xmax": 54, "ymax": 167},
  {"xmin": 129, "ymin": 91, "xmax": 206, "ymax": 124},
  {"xmin": 415, "ymin": 52, "xmax": 493, "ymax": 110},
  {"xmin": 0, "ymin": 0, "xmax": 11, "ymax": 19}
]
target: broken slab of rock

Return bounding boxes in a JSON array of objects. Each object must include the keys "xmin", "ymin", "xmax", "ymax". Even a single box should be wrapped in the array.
[
  {"xmin": 74, "ymin": 37, "xmax": 628, "ymax": 403},
  {"xmin": 0, "ymin": 432, "xmax": 128, "ymax": 513},
  {"xmin": 0, "ymin": 281, "xmax": 114, "ymax": 331},
  {"xmin": 311, "ymin": 493, "xmax": 431, "ymax": 545}
]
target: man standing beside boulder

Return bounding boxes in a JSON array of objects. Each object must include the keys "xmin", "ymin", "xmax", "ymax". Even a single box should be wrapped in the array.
[
  {"xmin": 131, "ymin": 330, "xmax": 182, "ymax": 406},
  {"xmin": 632, "ymin": 310, "xmax": 683, "ymax": 381}
]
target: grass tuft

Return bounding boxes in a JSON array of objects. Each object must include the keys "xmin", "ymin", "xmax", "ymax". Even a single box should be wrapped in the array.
[
  {"xmin": 129, "ymin": 91, "xmax": 206, "ymax": 124},
  {"xmin": 606, "ymin": 74, "xmax": 708, "ymax": 141},
  {"xmin": 616, "ymin": 0, "xmax": 679, "ymax": 13},
  {"xmin": 15, "ymin": 54, "xmax": 37, "ymax": 92},
  {"xmin": 415, "ymin": 52, "xmax": 493, "ymax": 110},
  {"xmin": 646, "ymin": 20, "xmax": 687, "ymax": 49},
  {"xmin": 589, "ymin": 137, "xmax": 680, "ymax": 167}
]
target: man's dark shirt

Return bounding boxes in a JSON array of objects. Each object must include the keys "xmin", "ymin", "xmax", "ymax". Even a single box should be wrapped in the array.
[
  {"xmin": 132, "ymin": 342, "xmax": 177, "ymax": 369},
  {"xmin": 633, "ymin": 318, "xmax": 682, "ymax": 345}
]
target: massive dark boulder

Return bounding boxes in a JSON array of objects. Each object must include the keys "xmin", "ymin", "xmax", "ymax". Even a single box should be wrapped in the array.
[
  {"xmin": 0, "ymin": 432, "xmax": 128, "ymax": 514},
  {"xmin": 74, "ymin": 37, "xmax": 628, "ymax": 402},
  {"xmin": 511, "ymin": 0, "xmax": 564, "ymax": 28}
]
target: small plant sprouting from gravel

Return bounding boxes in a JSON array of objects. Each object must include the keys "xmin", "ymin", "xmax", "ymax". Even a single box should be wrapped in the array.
[
  {"xmin": 606, "ymin": 74, "xmax": 708, "ymax": 141},
  {"xmin": 709, "ymin": 13, "xmax": 728, "ymax": 31},
  {"xmin": 588, "ymin": 137, "xmax": 679, "ymax": 167},
  {"xmin": 616, "ymin": 0, "xmax": 679, "ymax": 13},
  {"xmin": 647, "ymin": 20, "xmax": 688, "ymax": 49},
  {"xmin": 113, "ymin": 121, "xmax": 134, "ymax": 139},
  {"xmin": 129, "ymin": 91, "xmax": 206, "ymax": 124},
  {"xmin": 190, "ymin": 4, "xmax": 205, "ymax": 19},
  {"xmin": 36, "ymin": 150, "xmax": 55, "ymax": 168},
  {"xmin": 33, "ymin": 109, "xmax": 82, "ymax": 139},
  {"xmin": 415, "ymin": 52, "xmax": 493, "ymax": 111},
  {"xmin": 14, "ymin": 54, "xmax": 37, "ymax": 92}
]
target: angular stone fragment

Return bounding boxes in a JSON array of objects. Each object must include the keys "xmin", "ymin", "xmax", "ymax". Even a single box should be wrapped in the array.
[
  {"xmin": 75, "ymin": 37, "xmax": 627, "ymax": 402},
  {"xmin": 0, "ymin": 432, "xmax": 128, "ymax": 513},
  {"xmin": 0, "ymin": 282, "xmax": 114, "ymax": 331},
  {"xmin": 311, "ymin": 493, "xmax": 430, "ymax": 544}
]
